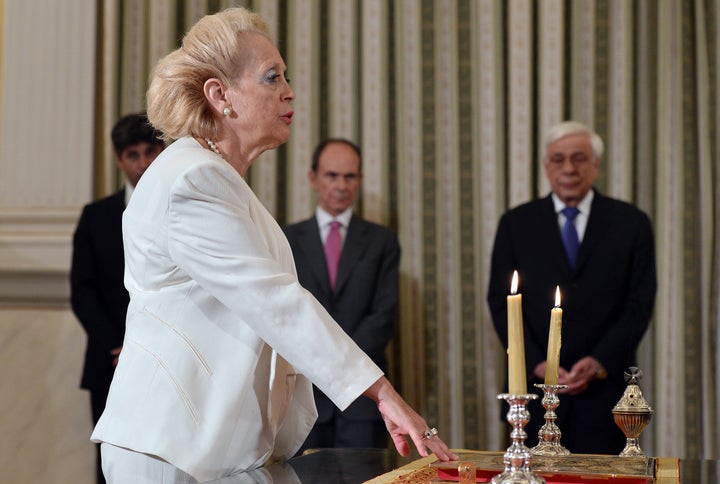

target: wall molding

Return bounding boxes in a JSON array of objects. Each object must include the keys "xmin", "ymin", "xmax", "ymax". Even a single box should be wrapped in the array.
[{"xmin": 0, "ymin": 208, "xmax": 76, "ymax": 304}]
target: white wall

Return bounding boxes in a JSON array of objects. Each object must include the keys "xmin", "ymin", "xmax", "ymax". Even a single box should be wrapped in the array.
[
  {"xmin": 0, "ymin": 0, "xmax": 97, "ymax": 304},
  {"xmin": 0, "ymin": 2, "xmax": 98, "ymax": 481}
]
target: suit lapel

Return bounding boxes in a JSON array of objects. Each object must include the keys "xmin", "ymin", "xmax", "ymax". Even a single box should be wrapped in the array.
[
  {"xmin": 110, "ymin": 189, "xmax": 127, "ymax": 241},
  {"xmin": 540, "ymin": 195, "xmax": 574, "ymax": 275},
  {"xmin": 296, "ymin": 218, "xmax": 333, "ymax": 294},
  {"xmin": 574, "ymin": 191, "xmax": 610, "ymax": 273}
]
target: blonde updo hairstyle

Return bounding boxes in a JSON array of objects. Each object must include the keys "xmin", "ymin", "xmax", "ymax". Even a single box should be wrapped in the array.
[{"xmin": 147, "ymin": 7, "xmax": 270, "ymax": 142}]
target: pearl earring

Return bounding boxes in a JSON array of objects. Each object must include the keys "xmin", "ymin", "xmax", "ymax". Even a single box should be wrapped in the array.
[{"xmin": 223, "ymin": 107, "xmax": 232, "ymax": 116}]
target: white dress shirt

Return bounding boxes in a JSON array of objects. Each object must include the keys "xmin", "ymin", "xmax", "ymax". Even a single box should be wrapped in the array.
[
  {"xmin": 315, "ymin": 206, "xmax": 352, "ymax": 245},
  {"xmin": 551, "ymin": 190, "xmax": 594, "ymax": 243}
]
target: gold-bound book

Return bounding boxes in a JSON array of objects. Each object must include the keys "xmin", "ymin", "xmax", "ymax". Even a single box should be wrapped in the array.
[{"xmin": 428, "ymin": 451, "xmax": 670, "ymax": 483}]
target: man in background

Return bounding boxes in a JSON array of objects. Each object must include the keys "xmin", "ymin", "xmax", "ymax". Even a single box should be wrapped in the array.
[
  {"xmin": 486, "ymin": 121, "xmax": 657, "ymax": 455},
  {"xmin": 70, "ymin": 113, "xmax": 164, "ymax": 483},
  {"xmin": 285, "ymin": 138, "xmax": 400, "ymax": 452}
]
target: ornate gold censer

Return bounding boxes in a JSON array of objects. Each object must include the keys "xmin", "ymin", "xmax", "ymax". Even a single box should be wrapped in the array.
[{"xmin": 612, "ymin": 367, "xmax": 654, "ymax": 457}]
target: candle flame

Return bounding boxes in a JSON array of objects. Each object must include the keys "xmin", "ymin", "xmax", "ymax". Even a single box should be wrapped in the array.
[
  {"xmin": 511, "ymin": 271, "xmax": 519, "ymax": 294},
  {"xmin": 555, "ymin": 286, "xmax": 561, "ymax": 307}
]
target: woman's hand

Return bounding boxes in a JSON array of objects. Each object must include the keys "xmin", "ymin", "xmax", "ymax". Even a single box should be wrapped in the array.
[{"xmin": 363, "ymin": 376, "xmax": 458, "ymax": 462}]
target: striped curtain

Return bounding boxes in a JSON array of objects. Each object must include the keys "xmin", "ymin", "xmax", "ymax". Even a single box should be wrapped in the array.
[{"xmin": 98, "ymin": 0, "xmax": 720, "ymax": 459}]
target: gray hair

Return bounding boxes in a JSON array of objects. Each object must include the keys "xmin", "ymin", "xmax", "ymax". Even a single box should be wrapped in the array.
[{"xmin": 543, "ymin": 121, "xmax": 604, "ymax": 160}]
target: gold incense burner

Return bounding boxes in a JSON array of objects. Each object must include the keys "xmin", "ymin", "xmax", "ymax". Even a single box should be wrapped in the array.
[{"xmin": 612, "ymin": 367, "xmax": 654, "ymax": 457}]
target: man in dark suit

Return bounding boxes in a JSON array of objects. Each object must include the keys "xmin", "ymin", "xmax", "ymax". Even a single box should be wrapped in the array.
[
  {"xmin": 70, "ymin": 113, "xmax": 164, "ymax": 483},
  {"xmin": 487, "ymin": 121, "xmax": 657, "ymax": 455},
  {"xmin": 284, "ymin": 138, "xmax": 400, "ymax": 451}
]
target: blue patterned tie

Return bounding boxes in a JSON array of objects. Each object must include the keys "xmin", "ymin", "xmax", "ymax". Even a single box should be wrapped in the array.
[{"xmin": 561, "ymin": 207, "xmax": 580, "ymax": 269}]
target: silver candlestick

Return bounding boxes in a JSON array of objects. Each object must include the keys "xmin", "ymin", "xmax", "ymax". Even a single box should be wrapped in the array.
[
  {"xmin": 531, "ymin": 383, "xmax": 570, "ymax": 456},
  {"xmin": 491, "ymin": 393, "xmax": 546, "ymax": 484}
]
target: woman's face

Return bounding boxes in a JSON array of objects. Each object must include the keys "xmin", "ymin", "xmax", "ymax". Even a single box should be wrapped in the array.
[{"xmin": 225, "ymin": 33, "xmax": 295, "ymax": 155}]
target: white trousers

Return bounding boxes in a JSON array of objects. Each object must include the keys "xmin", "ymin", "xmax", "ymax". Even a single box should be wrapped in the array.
[
  {"xmin": 100, "ymin": 443, "xmax": 300, "ymax": 484},
  {"xmin": 101, "ymin": 443, "xmax": 195, "ymax": 484}
]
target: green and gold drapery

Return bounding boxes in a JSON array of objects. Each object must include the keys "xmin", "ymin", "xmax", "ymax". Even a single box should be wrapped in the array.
[{"xmin": 97, "ymin": 0, "xmax": 719, "ymax": 459}]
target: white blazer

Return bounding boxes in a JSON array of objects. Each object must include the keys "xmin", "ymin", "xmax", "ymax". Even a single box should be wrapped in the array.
[{"xmin": 91, "ymin": 137, "xmax": 382, "ymax": 481}]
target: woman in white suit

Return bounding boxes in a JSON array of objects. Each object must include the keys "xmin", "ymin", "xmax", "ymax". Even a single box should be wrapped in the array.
[{"xmin": 91, "ymin": 7, "xmax": 456, "ymax": 483}]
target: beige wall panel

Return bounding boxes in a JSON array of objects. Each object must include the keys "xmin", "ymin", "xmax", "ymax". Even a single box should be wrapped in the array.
[
  {"xmin": 394, "ymin": 0, "xmax": 425, "ymax": 408},
  {"xmin": 654, "ymin": 0, "xmax": 685, "ymax": 458},
  {"xmin": 148, "ymin": 0, "xmax": 176, "ymax": 69},
  {"xmin": 328, "ymin": 0, "xmax": 358, "ymax": 140},
  {"xmin": 689, "ymin": 0, "xmax": 718, "ymax": 459},
  {"xmin": 507, "ymin": 0, "xmax": 533, "ymax": 206},
  {"xmin": 472, "ymin": 0, "xmax": 505, "ymax": 450},
  {"xmin": 571, "ymin": 0, "xmax": 595, "ymax": 125},
  {"xmin": 606, "ymin": 0, "xmax": 633, "ymax": 201},
  {"xmin": 433, "ymin": 0, "xmax": 463, "ymax": 446},
  {"xmin": 538, "ymin": 0, "xmax": 564, "ymax": 196},
  {"xmin": 121, "ymin": 1, "xmax": 149, "ymax": 113},
  {"xmin": 101, "ymin": 0, "xmax": 121, "ymax": 196},
  {"xmin": 360, "ymin": 0, "xmax": 389, "ymax": 224},
  {"xmin": 185, "ymin": 0, "xmax": 209, "ymax": 27},
  {"xmin": 712, "ymin": 0, "xmax": 720, "ymax": 460},
  {"xmin": 252, "ymin": 0, "xmax": 281, "ymax": 215},
  {"xmin": 286, "ymin": 0, "xmax": 320, "ymax": 223},
  {"xmin": 633, "ymin": 0, "xmax": 653, "ymax": 214}
]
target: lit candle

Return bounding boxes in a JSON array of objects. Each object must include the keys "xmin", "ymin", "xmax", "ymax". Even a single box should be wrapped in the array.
[
  {"xmin": 545, "ymin": 286, "xmax": 563, "ymax": 385},
  {"xmin": 507, "ymin": 271, "xmax": 527, "ymax": 394}
]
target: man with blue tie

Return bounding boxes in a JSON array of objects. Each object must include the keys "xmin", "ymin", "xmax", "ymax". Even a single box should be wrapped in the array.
[
  {"xmin": 284, "ymin": 138, "xmax": 400, "ymax": 452},
  {"xmin": 487, "ymin": 121, "xmax": 657, "ymax": 455}
]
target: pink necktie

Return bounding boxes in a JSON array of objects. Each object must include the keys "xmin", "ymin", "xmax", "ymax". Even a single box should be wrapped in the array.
[{"xmin": 324, "ymin": 221, "xmax": 342, "ymax": 290}]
